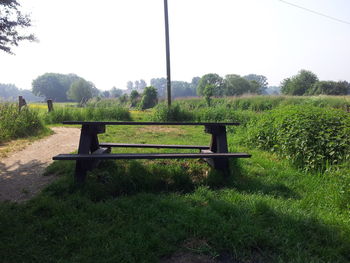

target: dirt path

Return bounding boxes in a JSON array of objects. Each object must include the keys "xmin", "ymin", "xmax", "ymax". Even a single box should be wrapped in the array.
[{"xmin": 0, "ymin": 127, "xmax": 80, "ymax": 202}]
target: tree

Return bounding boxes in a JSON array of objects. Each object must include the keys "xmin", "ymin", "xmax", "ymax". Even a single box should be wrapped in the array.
[
  {"xmin": 140, "ymin": 86, "xmax": 158, "ymax": 110},
  {"xmin": 32, "ymin": 73, "xmax": 82, "ymax": 101},
  {"xmin": 309, "ymin": 81, "xmax": 350, "ymax": 95},
  {"xmin": 150, "ymin": 78, "xmax": 167, "ymax": 98},
  {"xmin": 224, "ymin": 74, "xmax": 253, "ymax": 96},
  {"xmin": 281, "ymin": 70, "xmax": 318, "ymax": 95},
  {"xmin": 243, "ymin": 74, "xmax": 268, "ymax": 94},
  {"xmin": 67, "ymin": 79, "xmax": 95, "ymax": 103},
  {"xmin": 197, "ymin": 73, "xmax": 224, "ymax": 96},
  {"xmin": 110, "ymin": 87, "xmax": 123, "ymax": 98},
  {"xmin": 203, "ymin": 84, "xmax": 214, "ymax": 106},
  {"xmin": 130, "ymin": 90, "xmax": 140, "ymax": 107},
  {"xmin": 0, "ymin": 0, "xmax": 36, "ymax": 54},
  {"xmin": 126, "ymin": 81, "xmax": 134, "ymax": 91}
]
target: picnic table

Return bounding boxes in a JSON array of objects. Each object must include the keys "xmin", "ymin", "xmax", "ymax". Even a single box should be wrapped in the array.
[{"xmin": 53, "ymin": 121, "xmax": 251, "ymax": 183}]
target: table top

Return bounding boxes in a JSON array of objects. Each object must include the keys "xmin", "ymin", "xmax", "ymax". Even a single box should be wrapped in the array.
[{"xmin": 62, "ymin": 121, "xmax": 240, "ymax": 126}]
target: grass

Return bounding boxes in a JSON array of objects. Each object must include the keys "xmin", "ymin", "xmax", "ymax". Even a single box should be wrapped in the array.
[{"xmin": 1, "ymin": 106, "xmax": 350, "ymax": 262}]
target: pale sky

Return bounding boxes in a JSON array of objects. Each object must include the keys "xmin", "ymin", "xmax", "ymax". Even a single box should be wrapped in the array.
[{"xmin": 1, "ymin": 0, "xmax": 350, "ymax": 90}]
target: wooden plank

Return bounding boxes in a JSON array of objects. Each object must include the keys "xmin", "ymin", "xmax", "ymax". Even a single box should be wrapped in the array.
[
  {"xmin": 99, "ymin": 143, "xmax": 210, "ymax": 150},
  {"xmin": 53, "ymin": 152, "xmax": 251, "ymax": 160},
  {"xmin": 62, "ymin": 121, "xmax": 240, "ymax": 126}
]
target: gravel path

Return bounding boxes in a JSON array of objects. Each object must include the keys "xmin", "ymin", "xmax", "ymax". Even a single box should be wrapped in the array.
[{"xmin": 0, "ymin": 127, "xmax": 80, "ymax": 202}]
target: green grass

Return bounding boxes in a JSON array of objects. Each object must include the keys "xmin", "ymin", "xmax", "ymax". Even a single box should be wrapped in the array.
[{"xmin": 1, "ymin": 108, "xmax": 349, "ymax": 262}]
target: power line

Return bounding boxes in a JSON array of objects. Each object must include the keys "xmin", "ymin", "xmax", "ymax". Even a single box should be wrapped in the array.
[{"xmin": 277, "ymin": 0, "xmax": 350, "ymax": 26}]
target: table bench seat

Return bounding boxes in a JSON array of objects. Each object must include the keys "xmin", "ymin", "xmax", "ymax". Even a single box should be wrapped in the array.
[
  {"xmin": 53, "ymin": 152, "xmax": 251, "ymax": 161},
  {"xmin": 99, "ymin": 143, "xmax": 210, "ymax": 150}
]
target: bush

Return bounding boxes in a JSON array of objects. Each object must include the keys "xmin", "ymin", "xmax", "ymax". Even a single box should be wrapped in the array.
[
  {"xmin": 140, "ymin": 86, "xmax": 158, "ymax": 110},
  {"xmin": 0, "ymin": 103, "xmax": 45, "ymax": 143},
  {"xmin": 151, "ymin": 104, "xmax": 194, "ymax": 122},
  {"xmin": 246, "ymin": 105, "xmax": 350, "ymax": 171}
]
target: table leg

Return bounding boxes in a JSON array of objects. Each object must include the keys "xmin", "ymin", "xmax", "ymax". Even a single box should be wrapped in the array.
[
  {"xmin": 75, "ymin": 125, "xmax": 105, "ymax": 183},
  {"xmin": 205, "ymin": 125, "xmax": 229, "ymax": 172}
]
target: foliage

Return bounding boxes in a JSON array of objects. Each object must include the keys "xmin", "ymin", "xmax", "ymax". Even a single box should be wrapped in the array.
[
  {"xmin": 0, "ymin": 83, "xmax": 41, "ymax": 101},
  {"xmin": 243, "ymin": 74, "xmax": 268, "ymax": 94},
  {"xmin": 129, "ymin": 90, "xmax": 140, "ymax": 107},
  {"xmin": 246, "ymin": 105, "xmax": 350, "ymax": 171},
  {"xmin": 224, "ymin": 74, "xmax": 257, "ymax": 96},
  {"xmin": 309, "ymin": 81, "xmax": 350, "ymax": 95},
  {"xmin": 41, "ymin": 106, "xmax": 131, "ymax": 124},
  {"xmin": 151, "ymin": 103, "xmax": 194, "ymax": 122},
  {"xmin": 0, "ymin": 103, "xmax": 45, "ymax": 143},
  {"xmin": 281, "ymin": 70, "xmax": 319, "ymax": 95},
  {"xmin": 0, "ymin": 0, "xmax": 35, "ymax": 54},
  {"xmin": 32, "ymin": 73, "xmax": 84, "ymax": 102},
  {"xmin": 67, "ymin": 79, "xmax": 96, "ymax": 104},
  {"xmin": 110, "ymin": 87, "xmax": 123, "ymax": 98},
  {"xmin": 140, "ymin": 86, "xmax": 158, "ymax": 110},
  {"xmin": 197, "ymin": 73, "xmax": 224, "ymax": 97}
]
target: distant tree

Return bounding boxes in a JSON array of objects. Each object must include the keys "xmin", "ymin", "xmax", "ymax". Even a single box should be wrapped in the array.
[
  {"xmin": 309, "ymin": 81, "xmax": 350, "ymax": 95},
  {"xmin": 265, "ymin": 86, "xmax": 281, "ymax": 95},
  {"xmin": 130, "ymin": 90, "xmax": 140, "ymax": 107},
  {"xmin": 110, "ymin": 87, "xmax": 123, "ymax": 98},
  {"xmin": 67, "ymin": 79, "xmax": 95, "ymax": 104},
  {"xmin": 171, "ymin": 81, "xmax": 196, "ymax": 98},
  {"xmin": 197, "ymin": 73, "xmax": 224, "ymax": 96},
  {"xmin": 0, "ymin": 83, "xmax": 42, "ymax": 101},
  {"xmin": 0, "ymin": 0, "xmax": 36, "ymax": 54},
  {"xmin": 281, "ymin": 70, "xmax": 318, "ymax": 95},
  {"xmin": 243, "ymin": 74, "xmax": 268, "ymax": 94},
  {"xmin": 139, "ymin": 79, "xmax": 147, "ymax": 91},
  {"xmin": 224, "ymin": 74, "xmax": 253, "ymax": 96},
  {"xmin": 32, "ymin": 73, "xmax": 81, "ymax": 101},
  {"xmin": 126, "ymin": 81, "xmax": 134, "ymax": 91},
  {"xmin": 102, "ymin": 90, "xmax": 110, "ymax": 98},
  {"xmin": 191, "ymin": 77, "xmax": 201, "ymax": 90},
  {"xmin": 150, "ymin": 78, "xmax": 167, "ymax": 98},
  {"xmin": 140, "ymin": 86, "xmax": 158, "ymax": 110}
]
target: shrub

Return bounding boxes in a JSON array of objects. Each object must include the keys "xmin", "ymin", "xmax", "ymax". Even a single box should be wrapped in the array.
[
  {"xmin": 246, "ymin": 105, "xmax": 350, "ymax": 171},
  {"xmin": 0, "ymin": 103, "xmax": 45, "ymax": 143},
  {"xmin": 151, "ymin": 104, "xmax": 194, "ymax": 122},
  {"xmin": 140, "ymin": 86, "xmax": 158, "ymax": 110}
]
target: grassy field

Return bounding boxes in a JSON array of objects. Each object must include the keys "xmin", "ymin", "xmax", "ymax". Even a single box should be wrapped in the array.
[{"xmin": 1, "ymin": 107, "xmax": 350, "ymax": 262}]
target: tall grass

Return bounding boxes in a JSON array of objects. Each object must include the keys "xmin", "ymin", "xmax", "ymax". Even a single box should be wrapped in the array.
[
  {"xmin": 175, "ymin": 95, "xmax": 350, "ymax": 112},
  {"xmin": 0, "ymin": 103, "xmax": 45, "ymax": 143},
  {"xmin": 41, "ymin": 106, "xmax": 131, "ymax": 124}
]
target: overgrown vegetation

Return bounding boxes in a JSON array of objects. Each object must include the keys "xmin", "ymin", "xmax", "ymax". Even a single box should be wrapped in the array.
[
  {"xmin": 0, "ymin": 103, "xmax": 46, "ymax": 143},
  {"xmin": 41, "ymin": 106, "xmax": 131, "ymax": 124},
  {"xmin": 246, "ymin": 105, "xmax": 350, "ymax": 171}
]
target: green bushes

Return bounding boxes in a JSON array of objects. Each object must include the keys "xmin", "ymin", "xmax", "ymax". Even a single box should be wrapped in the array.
[
  {"xmin": 151, "ymin": 104, "xmax": 194, "ymax": 122},
  {"xmin": 0, "ymin": 103, "xmax": 45, "ymax": 143},
  {"xmin": 42, "ymin": 106, "xmax": 131, "ymax": 124},
  {"xmin": 246, "ymin": 105, "xmax": 350, "ymax": 171}
]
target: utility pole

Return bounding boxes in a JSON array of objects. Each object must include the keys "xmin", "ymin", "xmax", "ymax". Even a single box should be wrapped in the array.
[{"xmin": 164, "ymin": 0, "xmax": 171, "ymax": 106}]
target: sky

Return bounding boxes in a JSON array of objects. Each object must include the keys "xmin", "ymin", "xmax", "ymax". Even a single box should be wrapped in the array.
[{"xmin": 1, "ymin": 0, "xmax": 350, "ymax": 91}]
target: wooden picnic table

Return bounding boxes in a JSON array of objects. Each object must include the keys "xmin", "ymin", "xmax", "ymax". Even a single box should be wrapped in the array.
[{"xmin": 53, "ymin": 121, "xmax": 251, "ymax": 183}]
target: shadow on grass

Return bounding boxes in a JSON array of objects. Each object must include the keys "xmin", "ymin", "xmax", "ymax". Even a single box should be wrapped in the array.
[
  {"xmin": 1, "ymin": 186, "xmax": 349, "ymax": 262},
  {"xmin": 45, "ymin": 158, "xmax": 299, "ymax": 203}
]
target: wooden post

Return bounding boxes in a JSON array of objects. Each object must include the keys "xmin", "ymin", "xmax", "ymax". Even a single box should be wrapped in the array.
[
  {"xmin": 47, "ymin": 99, "xmax": 54, "ymax": 112},
  {"xmin": 18, "ymin": 96, "xmax": 27, "ymax": 111}
]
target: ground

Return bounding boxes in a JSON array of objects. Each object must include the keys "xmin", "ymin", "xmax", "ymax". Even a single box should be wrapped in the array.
[{"xmin": 0, "ymin": 127, "xmax": 80, "ymax": 202}]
